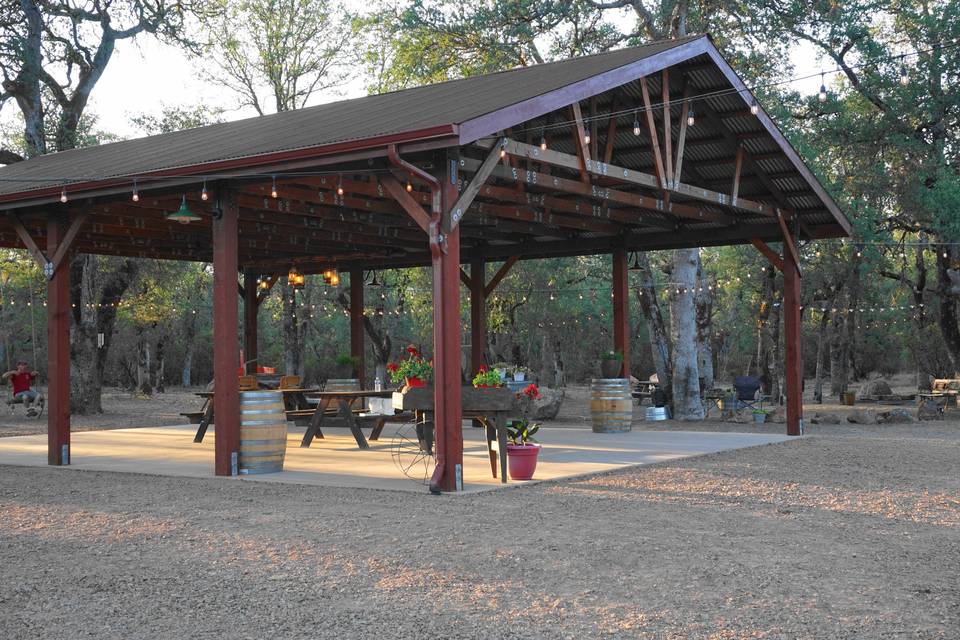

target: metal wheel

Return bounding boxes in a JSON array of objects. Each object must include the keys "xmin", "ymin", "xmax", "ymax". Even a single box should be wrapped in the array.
[{"xmin": 390, "ymin": 419, "xmax": 435, "ymax": 485}]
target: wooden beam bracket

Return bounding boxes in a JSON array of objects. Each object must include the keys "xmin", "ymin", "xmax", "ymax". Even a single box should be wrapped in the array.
[
  {"xmin": 484, "ymin": 255, "xmax": 519, "ymax": 297},
  {"xmin": 449, "ymin": 139, "xmax": 502, "ymax": 230}
]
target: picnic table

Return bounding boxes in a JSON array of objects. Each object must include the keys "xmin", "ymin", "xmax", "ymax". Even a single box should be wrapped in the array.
[
  {"xmin": 188, "ymin": 388, "xmax": 319, "ymax": 443},
  {"xmin": 393, "ymin": 386, "xmax": 515, "ymax": 484},
  {"xmin": 298, "ymin": 389, "xmax": 395, "ymax": 449}
]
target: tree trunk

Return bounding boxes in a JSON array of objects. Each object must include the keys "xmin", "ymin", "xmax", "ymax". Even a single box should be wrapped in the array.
[
  {"xmin": 813, "ymin": 312, "xmax": 829, "ymax": 403},
  {"xmin": 154, "ymin": 337, "xmax": 165, "ymax": 393},
  {"xmin": 829, "ymin": 310, "xmax": 846, "ymax": 396},
  {"xmin": 281, "ymin": 282, "xmax": 306, "ymax": 377},
  {"xmin": 69, "ymin": 256, "xmax": 139, "ymax": 414},
  {"xmin": 936, "ymin": 247, "xmax": 960, "ymax": 376},
  {"xmin": 669, "ymin": 249, "xmax": 703, "ymax": 420},
  {"xmin": 633, "ymin": 252, "xmax": 672, "ymax": 399},
  {"xmin": 694, "ymin": 256, "xmax": 714, "ymax": 391}
]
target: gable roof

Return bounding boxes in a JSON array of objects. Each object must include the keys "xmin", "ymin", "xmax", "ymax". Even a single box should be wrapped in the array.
[{"xmin": 0, "ymin": 36, "xmax": 700, "ymax": 201}]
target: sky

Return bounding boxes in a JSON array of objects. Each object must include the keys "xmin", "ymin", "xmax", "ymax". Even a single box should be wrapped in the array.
[{"xmin": 8, "ymin": 6, "xmax": 825, "ymax": 143}]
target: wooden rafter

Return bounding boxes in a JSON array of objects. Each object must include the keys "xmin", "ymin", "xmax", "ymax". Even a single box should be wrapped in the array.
[
  {"xmin": 570, "ymin": 102, "xmax": 592, "ymax": 183},
  {"xmin": 777, "ymin": 211, "xmax": 801, "ymax": 276},
  {"xmin": 731, "ymin": 145, "xmax": 744, "ymax": 204},
  {"xmin": 662, "ymin": 69, "xmax": 673, "ymax": 185},
  {"xmin": 639, "ymin": 76, "xmax": 666, "ymax": 187},
  {"xmin": 602, "ymin": 93, "xmax": 620, "ymax": 165},
  {"xmin": 674, "ymin": 84, "xmax": 691, "ymax": 183}
]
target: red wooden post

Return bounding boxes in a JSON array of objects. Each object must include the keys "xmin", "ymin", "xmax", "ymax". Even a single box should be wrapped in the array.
[
  {"xmin": 612, "ymin": 249, "xmax": 631, "ymax": 378},
  {"xmin": 783, "ymin": 241, "xmax": 803, "ymax": 436},
  {"xmin": 213, "ymin": 193, "xmax": 240, "ymax": 475},
  {"xmin": 243, "ymin": 270, "xmax": 258, "ymax": 375},
  {"xmin": 470, "ymin": 259, "xmax": 486, "ymax": 374},
  {"xmin": 431, "ymin": 152, "xmax": 463, "ymax": 492},
  {"xmin": 350, "ymin": 269, "xmax": 365, "ymax": 382},
  {"xmin": 46, "ymin": 215, "xmax": 70, "ymax": 465}
]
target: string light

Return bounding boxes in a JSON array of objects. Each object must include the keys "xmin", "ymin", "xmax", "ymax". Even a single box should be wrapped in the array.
[
  {"xmin": 131, "ymin": 179, "xmax": 139, "ymax": 202},
  {"xmin": 686, "ymin": 106, "xmax": 696, "ymax": 127},
  {"xmin": 60, "ymin": 186, "xmax": 68, "ymax": 203},
  {"xmin": 336, "ymin": 175, "xmax": 344, "ymax": 196},
  {"xmin": 405, "ymin": 181, "xmax": 413, "ymax": 193},
  {"xmin": 499, "ymin": 139, "xmax": 507, "ymax": 158},
  {"xmin": 201, "ymin": 180, "xmax": 209, "ymax": 202},
  {"xmin": 899, "ymin": 56, "xmax": 909, "ymax": 86},
  {"xmin": 584, "ymin": 132, "xmax": 591, "ymax": 145},
  {"xmin": 818, "ymin": 72, "xmax": 827, "ymax": 102},
  {"xmin": 271, "ymin": 176, "xmax": 278, "ymax": 199},
  {"xmin": 540, "ymin": 132, "xmax": 547, "ymax": 151},
  {"xmin": 632, "ymin": 114, "xmax": 641, "ymax": 136},
  {"xmin": 750, "ymin": 99, "xmax": 759, "ymax": 115}
]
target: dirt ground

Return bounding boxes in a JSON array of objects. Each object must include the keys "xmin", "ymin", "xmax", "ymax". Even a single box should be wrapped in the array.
[{"xmin": 0, "ymin": 383, "xmax": 958, "ymax": 638}]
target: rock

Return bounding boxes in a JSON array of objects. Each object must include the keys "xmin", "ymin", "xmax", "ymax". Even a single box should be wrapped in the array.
[
  {"xmin": 810, "ymin": 412, "xmax": 842, "ymax": 424},
  {"xmin": 532, "ymin": 388, "xmax": 564, "ymax": 420},
  {"xmin": 877, "ymin": 407, "xmax": 915, "ymax": 424},
  {"xmin": 847, "ymin": 409, "xmax": 878, "ymax": 425},
  {"xmin": 767, "ymin": 407, "xmax": 786, "ymax": 424},
  {"xmin": 917, "ymin": 399, "xmax": 945, "ymax": 421},
  {"xmin": 858, "ymin": 379, "xmax": 893, "ymax": 397}
]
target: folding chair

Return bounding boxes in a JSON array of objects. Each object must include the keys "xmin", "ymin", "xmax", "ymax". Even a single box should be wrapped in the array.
[{"xmin": 732, "ymin": 375, "xmax": 763, "ymax": 411}]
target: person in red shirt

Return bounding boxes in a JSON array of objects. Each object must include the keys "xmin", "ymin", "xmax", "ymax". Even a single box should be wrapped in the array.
[{"xmin": 3, "ymin": 360, "xmax": 40, "ymax": 416}]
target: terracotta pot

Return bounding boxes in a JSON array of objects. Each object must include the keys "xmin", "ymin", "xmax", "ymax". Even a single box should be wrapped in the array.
[
  {"xmin": 506, "ymin": 443, "xmax": 541, "ymax": 480},
  {"xmin": 600, "ymin": 359, "xmax": 622, "ymax": 378},
  {"xmin": 405, "ymin": 376, "xmax": 427, "ymax": 388}
]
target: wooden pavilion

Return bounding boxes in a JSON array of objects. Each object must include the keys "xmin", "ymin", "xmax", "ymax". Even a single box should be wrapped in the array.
[{"xmin": 0, "ymin": 34, "xmax": 849, "ymax": 491}]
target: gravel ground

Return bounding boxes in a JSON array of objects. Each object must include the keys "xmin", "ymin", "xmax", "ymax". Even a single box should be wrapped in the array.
[{"xmin": 1, "ymin": 385, "xmax": 958, "ymax": 638}]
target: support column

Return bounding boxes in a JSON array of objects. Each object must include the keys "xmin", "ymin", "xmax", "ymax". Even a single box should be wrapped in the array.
[
  {"xmin": 243, "ymin": 270, "xmax": 258, "ymax": 375},
  {"xmin": 431, "ymin": 151, "xmax": 463, "ymax": 492},
  {"xmin": 783, "ymin": 244, "xmax": 803, "ymax": 436},
  {"xmin": 213, "ymin": 193, "xmax": 240, "ymax": 475},
  {"xmin": 350, "ymin": 269, "xmax": 365, "ymax": 382},
  {"xmin": 46, "ymin": 216, "xmax": 70, "ymax": 465},
  {"xmin": 612, "ymin": 249, "xmax": 631, "ymax": 378},
  {"xmin": 469, "ymin": 259, "xmax": 486, "ymax": 374}
]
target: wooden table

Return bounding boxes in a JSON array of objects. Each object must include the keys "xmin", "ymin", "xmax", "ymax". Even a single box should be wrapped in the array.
[
  {"xmin": 300, "ymin": 389, "xmax": 395, "ymax": 449},
  {"xmin": 190, "ymin": 388, "xmax": 319, "ymax": 443},
  {"xmin": 393, "ymin": 386, "xmax": 516, "ymax": 484}
]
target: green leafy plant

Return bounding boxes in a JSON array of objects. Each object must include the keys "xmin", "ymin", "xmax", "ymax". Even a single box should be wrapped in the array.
[
  {"xmin": 335, "ymin": 353, "xmax": 360, "ymax": 367},
  {"xmin": 506, "ymin": 419, "xmax": 540, "ymax": 445},
  {"xmin": 507, "ymin": 383, "xmax": 543, "ymax": 445},
  {"xmin": 472, "ymin": 365, "xmax": 504, "ymax": 388},
  {"xmin": 752, "ymin": 409, "xmax": 769, "ymax": 416},
  {"xmin": 386, "ymin": 345, "xmax": 433, "ymax": 384}
]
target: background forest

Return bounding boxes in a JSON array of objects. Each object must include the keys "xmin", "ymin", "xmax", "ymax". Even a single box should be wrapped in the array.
[{"xmin": 0, "ymin": 0, "xmax": 958, "ymax": 415}]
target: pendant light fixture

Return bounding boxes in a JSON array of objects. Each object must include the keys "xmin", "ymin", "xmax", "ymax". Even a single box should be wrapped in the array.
[{"xmin": 166, "ymin": 195, "xmax": 202, "ymax": 225}]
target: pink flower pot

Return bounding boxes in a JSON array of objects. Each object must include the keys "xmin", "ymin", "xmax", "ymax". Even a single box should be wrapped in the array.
[
  {"xmin": 405, "ymin": 377, "xmax": 427, "ymax": 388},
  {"xmin": 506, "ymin": 443, "xmax": 541, "ymax": 480}
]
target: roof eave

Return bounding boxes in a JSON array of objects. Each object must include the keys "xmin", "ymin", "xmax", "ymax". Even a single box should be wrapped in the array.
[{"xmin": 0, "ymin": 124, "xmax": 459, "ymax": 208}]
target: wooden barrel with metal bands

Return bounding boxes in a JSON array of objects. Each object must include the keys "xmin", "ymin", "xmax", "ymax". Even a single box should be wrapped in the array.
[
  {"xmin": 239, "ymin": 390, "xmax": 288, "ymax": 474},
  {"xmin": 590, "ymin": 378, "xmax": 633, "ymax": 433}
]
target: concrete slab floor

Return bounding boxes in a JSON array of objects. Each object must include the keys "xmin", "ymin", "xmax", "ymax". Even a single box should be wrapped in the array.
[{"xmin": 0, "ymin": 423, "xmax": 791, "ymax": 494}]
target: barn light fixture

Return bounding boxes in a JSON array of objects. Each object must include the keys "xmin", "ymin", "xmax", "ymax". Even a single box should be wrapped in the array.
[{"xmin": 166, "ymin": 195, "xmax": 202, "ymax": 225}]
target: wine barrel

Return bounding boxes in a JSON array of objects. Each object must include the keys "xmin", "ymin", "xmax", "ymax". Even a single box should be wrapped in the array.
[
  {"xmin": 238, "ymin": 390, "xmax": 288, "ymax": 474},
  {"xmin": 590, "ymin": 379, "xmax": 633, "ymax": 433}
]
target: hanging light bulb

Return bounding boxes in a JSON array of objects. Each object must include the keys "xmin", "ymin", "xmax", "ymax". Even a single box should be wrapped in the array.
[
  {"xmin": 750, "ymin": 99, "xmax": 759, "ymax": 115},
  {"xmin": 687, "ymin": 106, "xmax": 696, "ymax": 127},
  {"xmin": 337, "ymin": 175, "xmax": 344, "ymax": 196},
  {"xmin": 287, "ymin": 266, "xmax": 304, "ymax": 290},
  {"xmin": 818, "ymin": 72, "xmax": 827, "ymax": 102},
  {"xmin": 405, "ymin": 181, "xmax": 413, "ymax": 193},
  {"xmin": 899, "ymin": 64, "xmax": 909, "ymax": 86},
  {"xmin": 584, "ymin": 132, "xmax": 591, "ymax": 145},
  {"xmin": 271, "ymin": 176, "xmax": 278, "ymax": 199},
  {"xmin": 633, "ymin": 113, "xmax": 641, "ymax": 136},
  {"xmin": 131, "ymin": 179, "xmax": 140, "ymax": 202},
  {"xmin": 329, "ymin": 271, "xmax": 340, "ymax": 287},
  {"xmin": 60, "ymin": 186, "xmax": 68, "ymax": 204},
  {"xmin": 540, "ymin": 133, "xmax": 547, "ymax": 151},
  {"xmin": 201, "ymin": 180, "xmax": 209, "ymax": 202}
]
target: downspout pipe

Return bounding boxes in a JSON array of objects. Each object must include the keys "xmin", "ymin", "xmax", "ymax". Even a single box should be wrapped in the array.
[{"xmin": 387, "ymin": 144, "xmax": 448, "ymax": 493}]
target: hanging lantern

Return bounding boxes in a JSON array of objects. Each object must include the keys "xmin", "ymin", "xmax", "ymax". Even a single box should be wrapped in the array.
[
  {"xmin": 258, "ymin": 277, "xmax": 271, "ymax": 291},
  {"xmin": 329, "ymin": 271, "xmax": 340, "ymax": 287},
  {"xmin": 287, "ymin": 266, "xmax": 304, "ymax": 290},
  {"xmin": 166, "ymin": 195, "xmax": 202, "ymax": 225},
  {"xmin": 322, "ymin": 268, "xmax": 334, "ymax": 283}
]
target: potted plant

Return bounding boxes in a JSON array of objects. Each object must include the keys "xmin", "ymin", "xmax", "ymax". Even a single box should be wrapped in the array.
[
  {"xmin": 472, "ymin": 365, "xmax": 505, "ymax": 388},
  {"xmin": 505, "ymin": 383, "xmax": 543, "ymax": 480},
  {"xmin": 334, "ymin": 353, "xmax": 360, "ymax": 378},
  {"xmin": 752, "ymin": 409, "xmax": 769, "ymax": 424},
  {"xmin": 386, "ymin": 345, "xmax": 433, "ymax": 388},
  {"xmin": 512, "ymin": 365, "xmax": 530, "ymax": 382},
  {"xmin": 491, "ymin": 362, "xmax": 510, "ymax": 381},
  {"xmin": 600, "ymin": 350, "xmax": 624, "ymax": 378}
]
